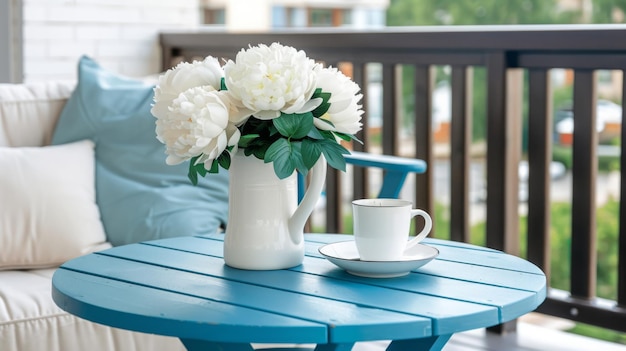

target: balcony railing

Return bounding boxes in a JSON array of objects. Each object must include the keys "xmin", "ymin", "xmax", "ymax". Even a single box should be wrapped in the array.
[{"xmin": 159, "ymin": 25, "xmax": 626, "ymax": 333}]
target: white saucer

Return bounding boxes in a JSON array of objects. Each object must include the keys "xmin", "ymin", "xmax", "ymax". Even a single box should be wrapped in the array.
[{"xmin": 318, "ymin": 240, "xmax": 439, "ymax": 278}]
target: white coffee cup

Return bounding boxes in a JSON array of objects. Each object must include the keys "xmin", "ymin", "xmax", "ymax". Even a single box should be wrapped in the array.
[{"xmin": 352, "ymin": 198, "xmax": 433, "ymax": 261}]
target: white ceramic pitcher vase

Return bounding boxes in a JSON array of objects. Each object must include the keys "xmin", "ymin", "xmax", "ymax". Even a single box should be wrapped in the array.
[{"xmin": 224, "ymin": 150, "xmax": 327, "ymax": 270}]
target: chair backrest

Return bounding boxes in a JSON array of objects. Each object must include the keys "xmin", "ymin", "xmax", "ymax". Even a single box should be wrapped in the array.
[{"xmin": 298, "ymin": 151, "xmax": 427, "ymax": 201}]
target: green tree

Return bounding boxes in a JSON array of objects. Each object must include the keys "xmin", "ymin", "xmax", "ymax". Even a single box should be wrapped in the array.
[
  {"xmin": 386, "ymin": 0, "xmax": 572, "ymax": 142},
  {"xmin": 593, "ymin": 0, "xmax": 626, "ymax": 22},
  {"xmin": 387, "ymin": 0, "xmax": 566, "ymax": 26},
  {"xmin": 387, "ymin": 0, "xmax": 564, "ymax": 140}
]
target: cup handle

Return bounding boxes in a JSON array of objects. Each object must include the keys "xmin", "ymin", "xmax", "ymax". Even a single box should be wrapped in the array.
[{"xmin": 406, "ymin": 209, "xmax": 432, "ymax": 249}]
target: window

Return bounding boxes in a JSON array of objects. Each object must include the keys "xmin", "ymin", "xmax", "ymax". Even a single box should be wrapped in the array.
[
  {"xmin": 308, "ymin": 8, "xmax": 351, "ymax": 27},
  {"xmin": 203, "ymin": 8, "xmax": 225, "ymax": 25}
]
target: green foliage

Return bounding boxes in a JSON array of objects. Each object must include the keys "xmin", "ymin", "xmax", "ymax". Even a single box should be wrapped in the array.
[
  {"xmin": 188, "ymin": 156, "xmax": 208, "ymax": 186},
  {"xmin": 546, "ymin": 202, "xmax": 572, "ymax": 291},
  {"xmin": 387, "ymin": 0, "xmax": 626, "ymax": 148},
  {"xmin": 387, "ymin": 0, "xmax": 626, "ymax": 27},
  {"xmin": 188, "ymin": 87, "xmax": 359, "ymax": 182},
  {"xmin": 387, "ymin": 0, "xmax": 569, "ymax": 26},
  {"xmin": 432, "ymin": 201, "xmax": 450, "ymax": 238},
  {"xmin": 472, "ymin": 67, "xmax": 487, "ymax": 142},
  {"xmin": 596, "ymin": 198, "xmax": 620, "ymax": 300},
  {"xmin": 552, "ymin": 145, "xmax": 620, "ymax": 173},
  {"xmin": 569, "ymin": 323, "xmax": 626, "ymax": 344},
  {"xmin": 552, "ymin": 145, "xmax": 573, "ymax": 170},
  {"xmin": 274, "ymin": 112, "xmax": 315, "ymax": 139},
  {"xmin": 589, "ymin": 0, "xmax": 626, "ymax": 23}
]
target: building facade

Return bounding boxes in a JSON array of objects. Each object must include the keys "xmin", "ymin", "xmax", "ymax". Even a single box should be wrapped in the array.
[{"xmin": 2, "ymin": 0, "xmax": 388, "ymax": 83}]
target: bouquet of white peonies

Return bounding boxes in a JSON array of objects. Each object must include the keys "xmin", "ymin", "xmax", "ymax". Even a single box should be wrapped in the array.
[{"xmin": 151, "ymin": 42, "xmax": 364, "ymax": 183}]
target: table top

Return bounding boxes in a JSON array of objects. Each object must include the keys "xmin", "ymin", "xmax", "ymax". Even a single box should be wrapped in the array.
[{"xmin": 52, "ymin": 233, "xmax": 546, "ymax": 349}]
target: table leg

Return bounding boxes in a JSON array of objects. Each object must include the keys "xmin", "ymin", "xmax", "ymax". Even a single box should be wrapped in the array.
[
  {"xmin": 314, "ymin": 343, "xmax": 355, "ymax": 351},
  {"xmin": 181, "ymin": 338, "xmax": 255, "ymax": 351},
  {"xmin": 386, "ymin": 335, "xmax": 452, "ymax": 351}
]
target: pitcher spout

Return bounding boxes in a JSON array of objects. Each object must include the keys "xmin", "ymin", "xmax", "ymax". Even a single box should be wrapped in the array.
[{"xmin": 288, "ymin": 156, "xmax": 327, "ymax": 244}]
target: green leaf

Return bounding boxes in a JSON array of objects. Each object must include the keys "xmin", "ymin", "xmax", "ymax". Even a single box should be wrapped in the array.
[
  {"xmin": 290, "ymin": 142, "xmax": 308, "ymax": 175},
  {"xmin": 217, "ymin": 151, "xmax": 231, "ymax": 170},
  {"xmin": 306, "ymin": 126, "xmax": 326, "ymax": 140},
  {"xmin": 265, "ymin": 138, "xmax": 297, "ymax": 179},
  {"xmin": 208, "ymin": 159, "xmax": 220, "ymax": 173},
  {"xmin": 324, "ymin": 145, "xmax": 350, "ymax": 172},
  {"xmin": 311, "ymin": 88, "xmax": 323, "ymax": 98},
  {"xmin": 301, "ymin": 139, "xmax": 322, "ymax": 169},
  {"xmin": 238, "ymin": 133, "xmax": 260, "ymax": 148},
  {"xmin": 319, "ymin": 139, "xmax": 350, "ymax": 172},
  {"xmin": 320, "ymin": 92, "xmax": 331, "ymax": 103},
  {"xmin": 188, "ymin": 161, "xmax": 199, "ymax": 186},
  {"xmin": 312, "ymin": 90, "xmax": 331, "ymax": 103},
  {"xmin": 333, "ymin": 131, "xmax": 364, "ymax": 144},
  {"xmin": 311, "ymin": 90, "xmax": 331, "ymax": 117},
  {"xmin": 319, "ymin": 129, "xmax": 338, "ymax": 142},
  {"xmin": 312, "ymin": 101, "xmax": 331, "ymax": 117},
  {"xmin": 187, "ymin": 156, "xmax": 210, "ymax": 185},
  {"xmin": 245, "ymin": 141, "xmax": 271, "ymax": 160},
  {"xmin": 273, "ymin": 112, "xmax": 314, "ymax": 139},
  {"xmin": 220, "ymin": 77, "xmax": 227, "ymax": 91},
  {"xmin": 302, "ymin": 138, "xmax": 349, "ymax": 172},
  {"xmin": 269, "ymin": 124, "xmax": 280, "ymax": 136},
  {"xmin": 334, "ymin": 132, "xmax": 352, "ymax": 142}
]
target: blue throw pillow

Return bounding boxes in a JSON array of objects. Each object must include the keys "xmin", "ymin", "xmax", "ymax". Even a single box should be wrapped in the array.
[{"xmin": 52, "ymin": 56, "xmax": 229, "ymax": 246}]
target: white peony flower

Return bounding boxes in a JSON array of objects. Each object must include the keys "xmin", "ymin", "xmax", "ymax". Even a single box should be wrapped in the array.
[
  {"xmin": 151, "ymin": 56, "xmax": 224, "ymax": 121},
  {"xmin": 155, "ymin": 86, "xmax": 240, "ymax": 166},
  {"xmin": 223, "ymin": 42, "xmax": 321, "ymax": 120},
  {"xmin": 313, "ymin": 67, "xmax": 364, "ymax": 135}
]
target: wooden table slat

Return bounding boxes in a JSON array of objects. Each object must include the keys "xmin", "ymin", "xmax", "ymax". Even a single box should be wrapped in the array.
[
  {"xmin": 60, "ymin": 253, "xmax": 432, "ymax": 343},
  {"xmin": 52, "ymin": 269, "xmax": 327, "ymax": 343},
  {"xmin": 100, "ymin": 243, "xmax": 498, "ymax": 335},
  {"xmin": 297, "ymin": 258, "xmax": 544, "ymax": 323}
]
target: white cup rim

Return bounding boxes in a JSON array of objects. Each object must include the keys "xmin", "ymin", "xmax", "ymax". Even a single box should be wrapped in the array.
[{"xmin": 352, "ymin": 198, "xmax": 412, "ymax": 208}]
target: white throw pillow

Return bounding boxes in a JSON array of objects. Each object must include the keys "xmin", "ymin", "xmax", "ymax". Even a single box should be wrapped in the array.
[{"xmin": 0, "ymin": 140, "xmax": 110, "ymax": 270}]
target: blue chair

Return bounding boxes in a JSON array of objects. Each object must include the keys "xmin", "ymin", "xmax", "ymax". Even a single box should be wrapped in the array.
[{"xmin": 299, "ymin": 151, "xmax": 427, "ymax": 201}]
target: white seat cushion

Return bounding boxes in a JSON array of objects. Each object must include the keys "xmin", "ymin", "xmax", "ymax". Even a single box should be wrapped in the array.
[
  {"xmin": 0, "ymin": 81, "xmax": 75, "ymax": 148},
  {"xmin": 0, "ymin": 140, "xmax": 110, "ymax": 270}
]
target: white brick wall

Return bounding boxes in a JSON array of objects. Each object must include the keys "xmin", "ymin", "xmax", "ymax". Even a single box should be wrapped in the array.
[{"xmin": 21, "ymin": 0, "xmax": 201, "ymax": 82}]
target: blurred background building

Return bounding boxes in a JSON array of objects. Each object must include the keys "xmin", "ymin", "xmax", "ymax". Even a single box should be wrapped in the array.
[{"xmin": 1, "ymin": 0, "xmax": 388, "ymax": 83}]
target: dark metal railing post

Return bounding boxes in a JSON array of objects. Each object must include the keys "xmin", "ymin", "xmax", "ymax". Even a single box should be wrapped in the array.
[
  {"xmin": 382, "ymin": 64, "xmax": 401, "ymax": 156},
  {"xmin": 570, "ymin": 70, "xmax": 598, "ymax": 300},
  {"xmin": 413, "ymin": 65, "xmax": 434, "ymax": 220},
  {"xmin": 351, "ymin": 63, "xmax": 369, "ymax": 200},
  {"xmin": 449, "ymin": 66, "xmax": 472, "ymax": 243},
  {"xmin": 485, "ymin": 52, "xmax": 520, "ymax": 254},
  {"xmin": 620, "ymin": 74, "xmax": 626, "ymax": 308},
  {"xmin": 526, "ymin": 68, "xmax": 553, "ymax": 280}
]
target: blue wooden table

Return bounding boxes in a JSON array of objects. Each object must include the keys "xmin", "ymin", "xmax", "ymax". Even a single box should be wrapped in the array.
[{"xmin": 52, "ymin": 234, "xmax": 546, "ymax": 351}]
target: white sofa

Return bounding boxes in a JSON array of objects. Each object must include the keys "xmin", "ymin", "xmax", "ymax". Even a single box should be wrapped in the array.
[
  {"xmin": 0, "ymin": 55, "xmax": 233, "ymax": 351},
  {"xmin": 0, "ymin": 80, "xmax": 187, "ymax": 351}
]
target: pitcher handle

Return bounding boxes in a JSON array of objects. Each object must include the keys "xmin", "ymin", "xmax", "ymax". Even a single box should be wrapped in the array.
[{"xmin": 289, "ymin": 156, "xmax": 327, "ymax": 244}]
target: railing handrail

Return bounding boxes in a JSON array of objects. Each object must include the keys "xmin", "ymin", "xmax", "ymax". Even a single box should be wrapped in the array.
[{"xmin": 161, "ymin": 24, "xmax": 626, "ymax": 52}]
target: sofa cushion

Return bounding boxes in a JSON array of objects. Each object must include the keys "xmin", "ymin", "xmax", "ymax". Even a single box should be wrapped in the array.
[
  {"xmin": 0, "ymin": 140, "xmax": 110, "ymax": 270},
  {"xmin": 51, "ymin": 56, "xmax": 229, "ymax": 246},
  {"xmin": 0, "ymin": 80, "xmax": 75, "ymax": 148}
]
